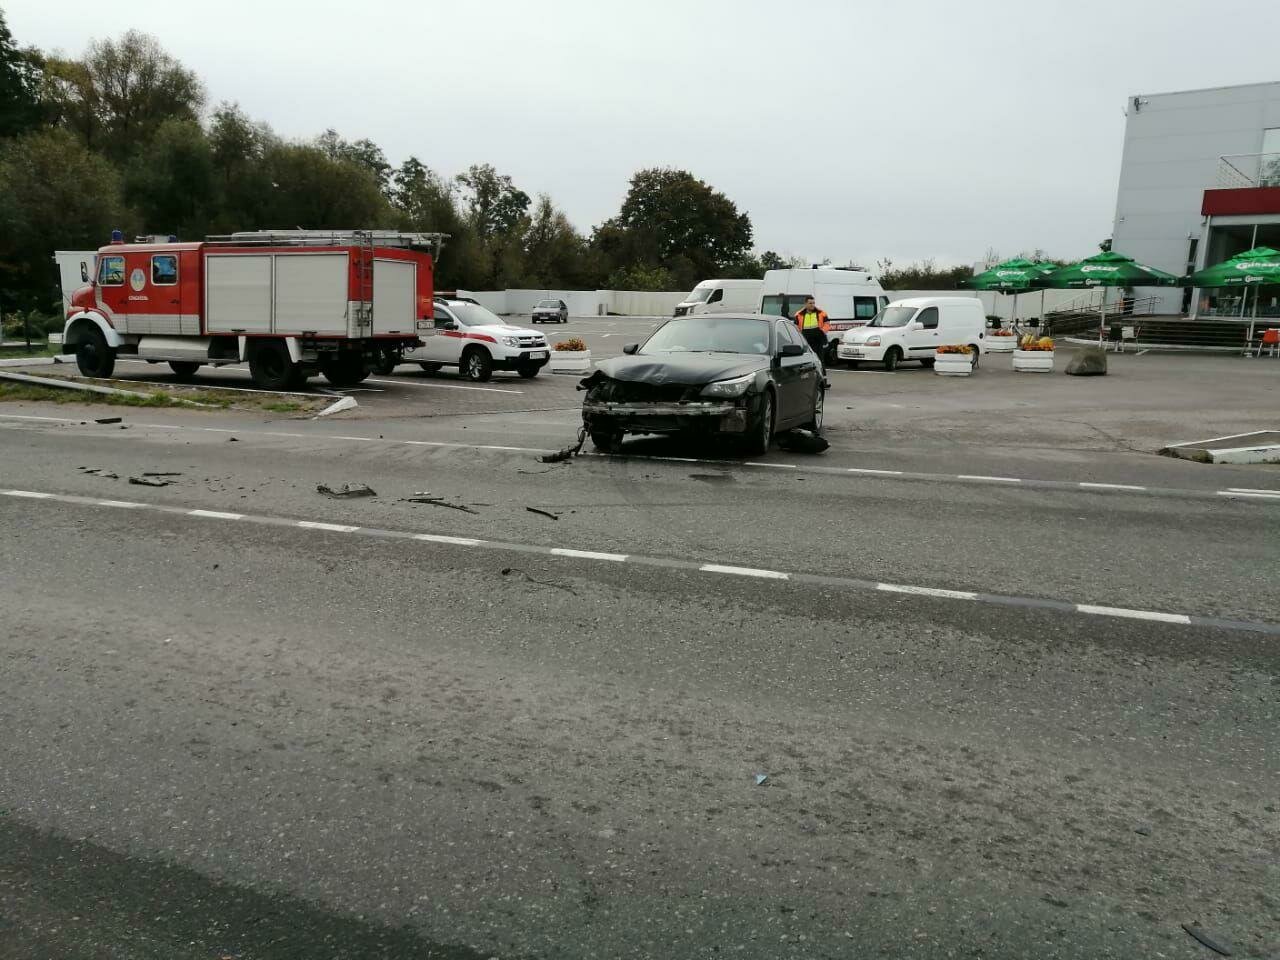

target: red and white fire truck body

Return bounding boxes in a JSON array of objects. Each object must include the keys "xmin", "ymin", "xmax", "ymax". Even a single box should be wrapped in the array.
[{"xmin": 62, "ymin": 230, "xmax": 445, "ymax": 389}]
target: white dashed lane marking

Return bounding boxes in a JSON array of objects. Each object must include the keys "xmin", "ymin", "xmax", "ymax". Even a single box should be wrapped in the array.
[
  {"xmin": 2, "ymin": 487, "xmax": 1276, "ymax": 636},
  {"xmin": 2, "ymin": 414, "xmax": 1279, "ymax": 507}
]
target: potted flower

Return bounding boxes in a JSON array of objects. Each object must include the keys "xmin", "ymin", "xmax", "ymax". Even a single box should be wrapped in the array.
[
  {"xmin": 549, "ymin": 336, "xmax": 591, "ymax": 374},
  {"xmin": 934, "ymin": 343, "xmax": 975, "ymax": 376},
  {"xmin": 985, "ymin": 328, "xmax": 1017, "ymax": 353},
  {"xmin": 1012, "ymin": 335, "xmax": 1055, "ymax": 372}
]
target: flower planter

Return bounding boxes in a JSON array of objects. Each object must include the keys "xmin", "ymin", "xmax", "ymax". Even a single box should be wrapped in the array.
[
  {"xmin": 1012, "ymin": 349, "xmax": 1054, "ymax": 372},
  {"xmin": 934, "ymin": 352, "xmax": 974, "ymax": 376},
  {"xmin": 549, "ymin": 348, "xmax": 592, "ymax": 374},
  {"xmin": 985, "ymin": 336, "xmax": 1017, "ymax": 353}
]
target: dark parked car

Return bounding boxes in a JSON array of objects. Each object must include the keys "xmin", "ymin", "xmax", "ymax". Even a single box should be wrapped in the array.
[
  {"xmin": 532, "ymin": 298, "xmax": 569, "ymax": 323},
  {"xmin": 579, "ymin": 313, "xmax": 825, "ymax": 456}
]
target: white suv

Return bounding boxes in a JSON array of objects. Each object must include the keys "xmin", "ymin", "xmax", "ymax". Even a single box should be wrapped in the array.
[{"xmin": 406, "ymin": 298, "xmax": 550, "ymax": 381}]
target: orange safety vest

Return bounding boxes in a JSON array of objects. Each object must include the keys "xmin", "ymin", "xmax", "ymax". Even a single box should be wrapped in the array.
[{"xmin": 794, "ymin": 308, "xmax": 829, "ymax": 333}]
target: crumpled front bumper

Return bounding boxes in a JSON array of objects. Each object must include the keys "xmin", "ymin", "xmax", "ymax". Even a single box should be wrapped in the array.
[{"xmin": 582, "ymin": 399, "xmax": 749, "ymax": 434}]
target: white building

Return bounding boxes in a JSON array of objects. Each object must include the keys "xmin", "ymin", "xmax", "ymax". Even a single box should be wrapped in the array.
[{"xmin": 1111, "ymin": 81, "xmax": 1280, "ymax": 317}]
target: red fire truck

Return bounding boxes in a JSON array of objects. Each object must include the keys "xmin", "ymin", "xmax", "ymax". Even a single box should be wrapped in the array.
[{"xmin": 62, "ymin": 230, "xmax": 446, "ymax": 390}]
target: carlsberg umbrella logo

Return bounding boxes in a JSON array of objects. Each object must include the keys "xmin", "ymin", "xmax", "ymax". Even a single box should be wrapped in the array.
[
  {"xmin": 1236, "ymin": 261, "xmax": 1280, "ymax": 269},
  {"xmin": 1080, "ymin": 265, "xmax": 1120, "ymax": 273}
]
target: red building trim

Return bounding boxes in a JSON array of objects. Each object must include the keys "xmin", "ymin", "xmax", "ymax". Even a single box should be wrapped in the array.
[{"xmin": 1201, "ymin": 187, "xmax": 1280, "ymax": 216}]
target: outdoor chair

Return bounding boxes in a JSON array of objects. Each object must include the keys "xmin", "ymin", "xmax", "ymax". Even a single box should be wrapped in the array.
[{"xmin": 1255, "ymin": 328, "xmax": 1280, "ymax": 358}]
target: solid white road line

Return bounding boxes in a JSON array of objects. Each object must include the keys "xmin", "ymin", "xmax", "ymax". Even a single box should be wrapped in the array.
[
  {"xmin": 744, "ymin": 462, "xmax": 797, "ymax": 469},
  {"xmin": 1075, "ymin": 604, "xmax": 1191, "ymax": 625},
  {"xmin": 188, "ymin": 509, "xmax": 245, "ymax": 520},
  {"xmin": 1227, "ymin": 487, "xmax": 1280, "ymax": 495},
  {"xmin": 1079, "ymin": 482, "xmax": 1147, "ymax": 491},
  {"xmin": 366, "ymin": 378, "xmax": 522, "ymax": 395},
  {"xmin": 414, "ymin": 533, "xmax": 485, "ymax": 546},
  {"xmin": 552, "ymin": 547, "xmax": 629, "ymax": 562},
  {"xmin": 296, "ymin": 520, "xmax": 359, "ymax": 532},
  {"xmin": 699, "ymin": 564, "xmax": 789, "ymax": 580},
  {"xmin": 877, "ymin": 582, "xmax": 978, "ymax": 600},
  {"xmin": 848, "ymin": 468, "xmax": 904, "ymax": 476},
  {"xmin": 1, "ymin": 489, "xmax": 52, "ymax": 498},
  {"xmin": 957, "ymin": 475, "xmax": 1021, "ymax": 483},
  {"xmin": 1218, "ymin": 490, "xmax": 1280, "ymax": 500},
  {"xmin": 97, "ymin": 500, "xmax": 144, "ymax": 508}
]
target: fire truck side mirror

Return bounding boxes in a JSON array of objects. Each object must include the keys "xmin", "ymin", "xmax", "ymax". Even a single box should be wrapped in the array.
[{"xmin": 81, "ymin": 263, "xmax": 89, "ymax": 282}]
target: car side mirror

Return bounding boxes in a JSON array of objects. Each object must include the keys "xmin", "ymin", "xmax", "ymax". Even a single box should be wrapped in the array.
[
  {"xmin": 80, "ymin": 263, "xmax": 89, "ymax": 282},
  {"xmin": 623, "ymin": 343, "xmax": 639, "ymax": 355},
  {"xmin": 779, "ymin": 343, "xmax": 805, "ymax": 358},
  {"xmin": 443, "ymin": 321, "xmax": 458, "ymax": 331}
]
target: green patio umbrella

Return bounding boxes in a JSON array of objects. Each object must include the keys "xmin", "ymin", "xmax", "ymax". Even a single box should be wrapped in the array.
[
  {"xmin": 1185, "ymin": 246, "xmax": 1280, "ymax": 347},
  {"xmin": 962, "ymin": 258, "xmax": 1057, "ymax": 328},
  {"xmin": 1042, "ymin": 250, "xmax": 1179, "ymax": 345}
]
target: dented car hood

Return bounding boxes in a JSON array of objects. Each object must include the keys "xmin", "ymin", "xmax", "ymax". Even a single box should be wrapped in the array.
[{"xmin": 588, "ymin": 352, "xmax": 767, "ymax": 386}]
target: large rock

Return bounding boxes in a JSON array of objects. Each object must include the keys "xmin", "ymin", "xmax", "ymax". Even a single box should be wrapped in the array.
[{"xmin": 1065, "ymin": 347, "xmax": 1107, "ymax": 376}]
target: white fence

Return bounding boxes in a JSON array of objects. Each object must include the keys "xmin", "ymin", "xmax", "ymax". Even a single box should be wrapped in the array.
[
  {"xmin": 457, "ymin": 288, "xmax": 687, "ymax": 317},
  {"xmin": 887, "ymin": 289, "xmax": 1101, "ymax": 322}
]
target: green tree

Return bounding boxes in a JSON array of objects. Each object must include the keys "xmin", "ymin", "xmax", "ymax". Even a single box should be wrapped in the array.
[
  {"xmin": 876, "ymin": 258, "xmax": 971, "ymax": 290},
  {"xmin": 0, "ymin": 128, "xmax": 132, "ymax": 309},
  {"xmin": 124, "ymin": 119, "xmax": 215, "ymax": 238},
  {"xmin": 594, "ymin": 168, "xmax": 753, "ymax": 289},
  {"xmin": 456, "ymin": 163, "xmax": 530, "ymax": 239},
  {"xmin": 262, "ymin": 142, "xmax": 393, "ymax": 230},
  {"xmin": 524, "ymin": 194, "xmax": 588, "ymax": 288},
  {"xmin": 391, "ymin": 156, "xmax": 481, "ymax": 289},
  {"xmin": 606, "ymin": 262, "xmax": 676, "ymax": 292},
  {"xmin": 0, "ymin": 8, "xmax": 41, "ymax": 139},
  {"xmin": 317, "ymin": 128, "xmax": 391, "ymax": 196},
  {"xmin": 82, "ymin": 30, "xmax": 205, "ymax": 161},
  {"xmin": 206, "ymin": 102, "xmax": 276, "ymax": 231}
]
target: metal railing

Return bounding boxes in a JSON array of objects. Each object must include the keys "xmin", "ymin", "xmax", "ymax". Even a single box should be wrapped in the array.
[
  {"xmin": 1040, "ymin": 294, "xmax": 1165, "ymax": 336},
  {"xmin": 1217, "ymin": 152, "xmax": 1280, "ymax": 189}
]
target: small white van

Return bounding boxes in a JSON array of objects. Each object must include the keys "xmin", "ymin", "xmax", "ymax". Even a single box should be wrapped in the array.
[
  {"xmin": 759, "ymin": 267, "xmax": 890, "ymax": 352},
  {"xmin": 837, "ymin": 296, "xmax": 987, "ymax": 371},
  {"xmin": 673, "ymin": 279, "xmax": 764, "ymax": 317}
]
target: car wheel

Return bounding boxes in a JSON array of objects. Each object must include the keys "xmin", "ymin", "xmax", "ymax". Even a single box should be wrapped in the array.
[
  {"xmin": 516, "ymin": 363, "xmax": 540, "ymax": 379},
  {"xmin": 804, "ymin": 386, "xmax": 824, "ymax": 433},
  {"xmin": 744, "ymin": 389, "xmax": 774, "ymax": 456},
  {"xmin": 75, "ymin": 326, "xmax": 116, "ymax": 379},
  {"xmin": 418, "ymin": 362, "xmax": 443, "ymax": 374},
  {"xmin": 461, "ymin": 347, "xmax": 493, "ymax": 382},
  {"xmin": 883, "ymin": 347, "xmax": 902, "ymax": 372},
  {"xmin": 591, "ymin": 428, "xmax": 623, "ymax": 453},
  {"xmin": 168, "ymin": 361, "xmax": 200, "ymax": 381},
  {"xmin": 969, "ymin": 344, "xmax": 981, "ymax": 369}
]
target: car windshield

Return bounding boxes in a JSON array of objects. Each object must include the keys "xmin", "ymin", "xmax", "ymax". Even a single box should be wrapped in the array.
[
  {"xmin": 450, "ymin": 302, "xmax": 509, "ymax": 327},
  {"xmin": 535, "ymin": 300, "xmax": 560, "ymax": 308},
  {"xmin": 640, "ymin": 317, "xmax": 771, "ymax": 355},
  {"xmin": 868, "ymin": 305, "xmax": 916, "ymax": 328},
  {"xmin": 684, "ymin": 287, "xmax": 713, "ymax": 303}
]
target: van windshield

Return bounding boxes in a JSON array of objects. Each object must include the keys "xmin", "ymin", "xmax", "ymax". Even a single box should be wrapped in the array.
[
  {"xmin": 685, "ymin": 287, "xmax": 713, "ymax": 303},
  {"xmin": 868, "ymin": 306, "xmax": 916, "ymax": 328}
]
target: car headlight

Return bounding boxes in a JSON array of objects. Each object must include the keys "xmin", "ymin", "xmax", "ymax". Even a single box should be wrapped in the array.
[
  {"xmin": 863, "ymin": 335, "xmax": 880, "ymax": 346},
  {"xmin": 502, "ymin": 336, "xmax": 519, "ymax": 347},
  {"xmin": 700, "ymin": 373, "xmax": 755, "ymax": 398}
]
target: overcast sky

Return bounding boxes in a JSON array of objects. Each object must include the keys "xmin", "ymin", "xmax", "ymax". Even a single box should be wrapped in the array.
[{"xmin": 8, "ymin": 0, "xmax": 1280, "ymax": 267}]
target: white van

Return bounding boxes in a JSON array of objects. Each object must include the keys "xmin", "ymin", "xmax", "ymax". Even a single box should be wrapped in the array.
[
  {"xmin": 674, "ymin": 278, "xmax": 764, "ymax": 317},
  {"xmin": 759, "ymin": 267, "xmax": 889, "ymax": 353},
  {"xmin": 837, "ymin": 297, "xmax": 987, "ymax": 371}
]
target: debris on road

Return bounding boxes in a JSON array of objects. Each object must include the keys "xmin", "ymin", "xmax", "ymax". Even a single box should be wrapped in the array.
[
  {"xmin": 79, "ymin": 467, "xmax": 119, "ymax": 479},
  {"xmin": 500, "ymin": 566, "xmax": 576, "ymax": 594},
  {"xmin": 539, "ymin": 425, "xmax": 588, "ymax": 463},
  {"xmin": 1134, "ymin": 822, "xmax": 1153, "ymax": 836},
  {"xmin": 526, "ymin": 506, "xmax": 560, "ymax": 520},
  {"xmin": 316, "ymin": 482, "xmax": 376, "ymax": 499},
  {"xmin": 1066, "ymin": 346, "xmax": 1108, "ymax": 376},
  {"xmin": 754, "ymin": 773, "xmax": 768, "ymax": 786},
  {"xmin": 141, "ymin": 471, "xmax": 183, "ymax": 478},
  {"xmin": 402, "ymin": 494, "xmax": 478, "ymax": 514},
  {"xmin": 1181, "ymin": 924, "xmax": 1232, "ymax": 956},
  {"xmin": 95, "ymin": 417, "xmax": 122, "ymax": 425},
  {"xmin": 228, "ymin": 437, "xmax": 238, "ymax": 442},
  {"xmin": 775, "ymin": 429, "xmax": 830, "ymax": 454},
  {"xmin": 128, "ymin": 476, "xmax": 172, "ymax": 487}
]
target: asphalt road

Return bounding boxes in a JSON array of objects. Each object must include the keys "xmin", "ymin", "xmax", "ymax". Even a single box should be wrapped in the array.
[{"xmin": 1, "ymin": 336, "xmax": 1278, "ymax": 959}]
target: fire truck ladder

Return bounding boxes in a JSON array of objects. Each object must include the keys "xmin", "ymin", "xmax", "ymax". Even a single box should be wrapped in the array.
[{"xmin": 352, "ymin": 230, "xmax": 375, "ymax": 333}]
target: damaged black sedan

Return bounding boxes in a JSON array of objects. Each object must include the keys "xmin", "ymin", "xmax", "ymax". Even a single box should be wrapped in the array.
[{"xmin": 579, "ymin": 313, "xmax": 826, "ymax": 455}]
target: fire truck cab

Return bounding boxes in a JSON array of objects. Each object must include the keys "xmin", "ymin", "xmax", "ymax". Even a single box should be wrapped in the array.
[{"xmin": 62, "ymin": 230, "xmax": 445, "ymax": 390}]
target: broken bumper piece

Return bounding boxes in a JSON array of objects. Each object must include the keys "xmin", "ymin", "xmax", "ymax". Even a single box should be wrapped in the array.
[{"xmin": 582, "ymin": 400, "xmax": 748, "ymax": 434}]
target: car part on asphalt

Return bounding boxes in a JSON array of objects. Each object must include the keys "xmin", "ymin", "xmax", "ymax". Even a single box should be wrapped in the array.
[{"xmin": 316, "ymin": 482, "xmax": 377, "ymax": 498}]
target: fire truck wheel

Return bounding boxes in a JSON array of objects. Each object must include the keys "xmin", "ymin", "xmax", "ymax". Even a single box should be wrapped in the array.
[
  {"xmin": 168, "ymin": 361, "xmax": 200, "ymax": 381},
  {"xmin": 461, "ymin": 346, "xmax": 493, "ymax": 382},
  {"xmin": 320, "ymin": 352, "xmax": 369, "ymax": 388},
  {"xmin": 373, "ymin": 351, "xmax": 398, "ymax": 375},
  {"xmin": 75, "ymin": 326, "xmax": 116, "ymax": 379},
  {"xmin": 248, "ymin": 340, "xmax": 298, "ymax": 391}
]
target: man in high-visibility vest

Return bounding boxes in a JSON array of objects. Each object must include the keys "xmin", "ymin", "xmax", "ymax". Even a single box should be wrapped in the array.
[{"xmin": 794, "ymin": 296, "xmax": 830, "ymax": 360}]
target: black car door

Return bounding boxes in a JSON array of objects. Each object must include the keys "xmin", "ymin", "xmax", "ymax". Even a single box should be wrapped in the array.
[{"xmin": 773, "ymin": 320, "xmax": 816, "ymax": 425}]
